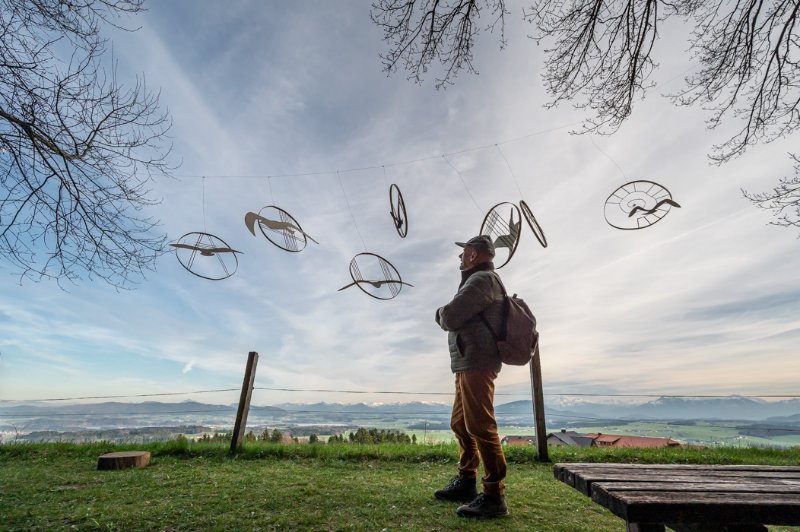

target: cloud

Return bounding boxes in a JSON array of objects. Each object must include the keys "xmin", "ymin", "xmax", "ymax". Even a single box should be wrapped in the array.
[
  {"xmin": 2, "ymin": 3, "xmax": 799, "ymax": 404},
  {"xmin": 685, "ymin": 290, "xmax": 800, "ymax": 321}
]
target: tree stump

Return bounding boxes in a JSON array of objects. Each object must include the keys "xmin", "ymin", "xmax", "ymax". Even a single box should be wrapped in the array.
[{"xmin": 97, "ymin": 451, "xmax": 151, "ymax": 470}]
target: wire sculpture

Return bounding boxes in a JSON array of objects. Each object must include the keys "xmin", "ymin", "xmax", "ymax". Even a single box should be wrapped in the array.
[
  {"xmin": 170, "ymin": 232, "xmax": 241, "ymax": 280},
  {"xmin": 389, "ymin": 183, "xmax": 408, "ymax": 238},
  {"xmin": 604, "ymin": 180, "xmax": 681, "ymax": 230},
  {"xmin": 338, "ymin": 252, "xmax": 413, "ymax": 300},
  {"xmin": 244, "ymin": 206, "xmax": 318, "ymax": 252},
  {"xmin": 479, "ymin": 202, "xmax": 522, "ymax": 269},
  {"xmin": 519, "ymin": 200, "xmax": 548, "ymax": 248}
]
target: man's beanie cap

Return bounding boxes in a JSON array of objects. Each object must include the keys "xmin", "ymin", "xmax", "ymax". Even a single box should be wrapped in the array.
[{"xmin": 455, "ymin": 235, "xmax": 495, "ymax": 257}]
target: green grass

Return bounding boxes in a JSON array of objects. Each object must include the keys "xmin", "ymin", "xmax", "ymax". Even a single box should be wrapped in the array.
[{"xmin": 1, "ymin": 441, "xmax": 799, "ymax": 531}]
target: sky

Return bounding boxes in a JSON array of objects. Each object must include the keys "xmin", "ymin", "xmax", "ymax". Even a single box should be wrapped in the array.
[{"xmin": 1, "ymin": 1, "xmax": 799, "ymax": 408}]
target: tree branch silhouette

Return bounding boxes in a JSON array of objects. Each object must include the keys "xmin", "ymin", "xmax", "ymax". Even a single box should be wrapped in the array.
[
  {"xmin": 372, "ymin": 0, "xmax": 800, "ymax": 235},
  {"xmin": 0, "ymin": 0, "xmax": 174, "ymax": 288}
]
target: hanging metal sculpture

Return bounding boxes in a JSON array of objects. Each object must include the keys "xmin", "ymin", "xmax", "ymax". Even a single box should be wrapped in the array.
[
  {"xmin": 170, "ymin": 232, "xmax": 241, "ymax": 280},
  {"xmin": 388, "ymin": 183, "xmax": 408, "ymax": 238},
  {"xmin": 338, "ymin": 252, "xmax": 413, "ymax": 300},
  {"xmin": 604, "ymin": 180, "xmax": 681, "ymax": 230},
  {"xmin": 245, "ymin": 206, "xmax": 318, "ymax": 252},
  {"xmin": 519, "ymin": 200, "xmax": 548, "ymax": 248},
  {"xmin": 479, "ymin": 202, "xmax": 522, "ymax": 269}
]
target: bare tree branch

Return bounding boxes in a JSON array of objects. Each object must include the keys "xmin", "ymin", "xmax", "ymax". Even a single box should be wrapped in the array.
[
  {"xmin": 526, "ymin": 0, "xmax": 669, "ymax": 133},
  {"xmin": 0, "ymin": 0, "xmax": 174, "ymax": 288},
  {"xmin": 370, "ymin": 0, "xmax": 800, "ymax": 235},
  {"xmin": 371, "ymin": 0, "xmax": 508, "ymax": 88},
  {"xmin": 672, "ymin": 0, "xmax": 800, "ymax": 163},
  {"xmin": 743, "ymin": 152, "xmax": 800, "ymax": 230}
]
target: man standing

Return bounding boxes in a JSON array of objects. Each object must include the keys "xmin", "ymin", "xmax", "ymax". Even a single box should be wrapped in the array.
[{"xmin": 434, "ymin": 235, "xmax": 508, "ymax": 518}]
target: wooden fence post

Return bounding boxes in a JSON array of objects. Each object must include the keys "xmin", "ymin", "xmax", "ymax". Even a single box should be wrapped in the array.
[
  {"xmin": 230, "ymin": 351, "xmax": 259, "ymax": 454},
  {"xmin": 529, "ymin": 343, "xmax": 549, "ymax": 461}
]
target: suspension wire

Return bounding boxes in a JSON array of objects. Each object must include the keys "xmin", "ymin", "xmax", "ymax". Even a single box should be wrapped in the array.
[
  {"xmin": 267, "ymin": 176, "xmax": 275, "ymax": 204},
  {"xmin": 252, "ymin": 387, "xmax": 800, "ymax": 399},
  {"xmin": 589, "ymin": 135, "xmax": 628, "ymax": 181},
  {"xmin": 8, "ymin": 388, "xmax": 242, "ymax": 402},
  {"xmin": 381, "ymin": 165, "xmax": 390, "ymax": 189},
  {"xmin": 495, "ymin": 144, "xmax": 525, "ymax": 199},
  {"xmin": 442, "ymin": 154, "xmax": 483, "ymax": 213},
  {"xmin": 336, "ymin": 170, "xmax": 368, "ymax": 251},
  {"xmin": 9, "ymin": 387, "xmax": 800, "ymax": 403},
  {"xmin": 201, "ymin": 176, "xmax": 208, "ymax": 232},
  {"xmin": 170, "ymin": 122, "xmax": 583, "ymax": 181}
]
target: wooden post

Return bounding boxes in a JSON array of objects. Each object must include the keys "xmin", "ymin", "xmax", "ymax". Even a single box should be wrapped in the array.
[
  {"xmin": 230, "ymin": 351, "xmax": 259, "ymax": 454},
  {"xmin": 529, "ymin": 343, "xmax": 549, "ymax": 461}
]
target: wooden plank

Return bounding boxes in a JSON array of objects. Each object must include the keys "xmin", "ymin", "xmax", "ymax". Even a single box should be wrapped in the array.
[
  {"xmin": 558, "ymin": 463, "xmax": 800, "ymax": 472},
  {"xmin": 572, "ymin": 469, "xmax": 800, "ymax": 478},
  {"xmin": 593, "ymin": 490, "xmax": 800, "ymax": 525},
  {"xmin": 553, "ymin": 464, "xmax": 576, "ymax": 486},
  {"xmin": 576, "ymin": 474, "xmax": 800, "ymax": 496},
  {"xmin": 556, "ymin": 463, "xmax": 800, "ymax": 489},
  {"xmin": 563, "ymin": 468, "xmax": 800, "ymax": 495},
  {"xmin": 560, "ymin": 466, "xmax": 800, "ymax": 479},
  {"xmin": 593, "ymin": 480, "xmax": 800, "ymax": 494}
]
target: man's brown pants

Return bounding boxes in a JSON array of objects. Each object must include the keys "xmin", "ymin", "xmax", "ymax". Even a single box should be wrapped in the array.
[{"xmin": 450, "ymin": 370, "xmax": 507, "ymax": 496}]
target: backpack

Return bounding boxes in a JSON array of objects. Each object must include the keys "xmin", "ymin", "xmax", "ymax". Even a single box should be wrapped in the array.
[{"xmin": 480, "ymin": 275, "xmax": 539, "ymax": 366}]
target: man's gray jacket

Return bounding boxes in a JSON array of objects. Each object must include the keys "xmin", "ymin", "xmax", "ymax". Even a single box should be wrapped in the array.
[{"xmin": 436, "ymin": 262, "xmax": 504, "ymax": 374}]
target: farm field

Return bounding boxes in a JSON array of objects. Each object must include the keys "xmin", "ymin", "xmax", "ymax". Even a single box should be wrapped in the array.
[
  {"xmin": 555, "ymin": 422, "xmax": 800, "ymax": 448},
  {"xmin": 405, "ymin": 422, "xmax": 800, "ymax": 448}
]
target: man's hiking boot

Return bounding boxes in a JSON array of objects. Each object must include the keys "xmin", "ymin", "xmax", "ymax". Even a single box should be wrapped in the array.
[
  {"xmin": 456, "ymin": 493, "xmax": 509, "ymax": 518},
  {"xmin": 433, "ymin": 476, "xmax": 478, "ymax": 502}
]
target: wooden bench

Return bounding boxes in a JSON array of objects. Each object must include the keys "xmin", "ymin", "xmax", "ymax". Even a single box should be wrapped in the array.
[{"xmin": 553, "ymin": 463, "xmax": 800, "ymax": 531}]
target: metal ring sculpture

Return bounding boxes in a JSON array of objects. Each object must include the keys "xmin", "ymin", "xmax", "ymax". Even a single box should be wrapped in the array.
[
  {"xmin": 170, "ymin": 232, "xmax": 241, "ymax": 280},
  {"xmin": 604, "ymin": 180, "xmax": 681, "ymax": 230},
  {"xmin": 244, "ymin": 206, "xmax": 318, "ymax": 252},
  {"xmin": 479, "ymin": 202, "xmax": 522, "ymax": 269},
  {"xmin": 338, "ymin": 252, "xmax": 413, "ymax": 300},
  {"xmin": 389, "ymin": 184, "xmax": 408, "ymax": 238},
  {"xmin": 519, "ymin": 200, "xmax": 548, "ymax": 248}
]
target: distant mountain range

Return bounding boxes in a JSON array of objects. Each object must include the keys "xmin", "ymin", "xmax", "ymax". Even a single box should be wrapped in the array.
[{"xmin": 2, "ymin": 396, "xmax": 799, "ymax": 424}]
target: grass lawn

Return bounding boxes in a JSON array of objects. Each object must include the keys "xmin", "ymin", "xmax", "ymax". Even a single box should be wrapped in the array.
[{"xmin": 1, "ymin": 442, "xmax": 799, "ymax": 530}]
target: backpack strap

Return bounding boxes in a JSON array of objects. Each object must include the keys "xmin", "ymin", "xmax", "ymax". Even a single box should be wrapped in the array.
[
  {"xmin": 479, "ymin": 312, "xmax": 499, "ymax": 341},
  {"xmin": 479, "ymin": 272, "xmax": 508, "ymax": 341}
]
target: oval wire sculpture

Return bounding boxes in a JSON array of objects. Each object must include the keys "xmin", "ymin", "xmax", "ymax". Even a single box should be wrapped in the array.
[
  {"xmin": 604, "ymin": 180, "xmax": 681, "ymax": 230},
  {"xmin": 338, "ymin": 252, "xmax": 413, "ymax": 300},
  {"xmin": 244, "ymin": 205, "xmax": 318, "ymax": 252},
  {"xmin": 170, "ymin": 232, "xmax": 241, "ymax": 280},
  {"xmin": 389, "ymin": 183, "xmax": 408, "ymax": 238},
  {"xmin": 479, "ymin": 202, "xmax": 522, "ymax": 269},
  {"xmin": 519, "ymin": 200, "xmax": 548, "ymax": 248}
]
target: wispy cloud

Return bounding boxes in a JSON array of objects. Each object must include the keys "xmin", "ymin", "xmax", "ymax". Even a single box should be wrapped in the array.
[{"xmin": 1, "ymin": 3, "xmax": 798, "ymax": 403}]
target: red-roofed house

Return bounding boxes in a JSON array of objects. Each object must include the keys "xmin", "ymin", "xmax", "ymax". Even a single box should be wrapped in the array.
[{"xmin": 584, "ymin": 433, "xmax": 681, "ymax": 448}]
